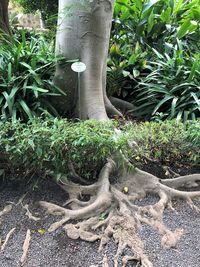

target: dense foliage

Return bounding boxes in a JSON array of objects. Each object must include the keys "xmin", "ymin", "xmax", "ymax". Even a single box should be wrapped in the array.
[
  {"xmin": 0, "ymin": 30, "xmax": 64, "ymax": 121},
  {"xmin": 108, "ymin": 0, "xmax": 200, "ymax": 121},
  {"xmin": 0, "ymin": 119, "xmax": 199, "ymax": 182},
  {"xmin": 8, "ymin": 0, "xmax": 200, "ymax": 121},
  {"xmin": 0, "ymin": 119, "xmax": 130, "ymax": 181},
  {"xmin": 13, "ymin": 0, "xmax": 58, "ymax": 27},
  {"xmin": 134, "ymin": 49, "xmax": 200, "ymax": 121},
  {"xmin": 125, "ymin": 120, "xmax": 200, "ymax": 164}
]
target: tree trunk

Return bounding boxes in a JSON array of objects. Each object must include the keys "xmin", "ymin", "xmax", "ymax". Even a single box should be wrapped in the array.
[
  {"xmin": 0, "ymin": 0, "xmax": 11, "ymax": 35},
  {"xmin": 54, "ymin": 0, "xmax": 117, "ymax": 120}
]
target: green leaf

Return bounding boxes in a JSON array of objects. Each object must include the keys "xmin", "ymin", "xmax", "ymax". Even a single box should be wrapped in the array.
[
  {"xmin": 152, "ymin": 95, "xmax": 174, "ymax": 115},
  {"xmin": 10, "ymin": 87, "xmax": 19, "ymax": 99},
  {"xmin": 147, "ymin": 11, "xmax": 154, "ymax": 33},
  {"xmin": 188, "ymin": 55, "xmax": 199, "ymax": 82},
  {"xmin": 160, "ymin": 7, "xmax": 172, "ymax": 23},
  {"xmin": 7, "ymin": 63, "xmax": 12, "ymax": 83},
  {"xmin": 0, "ymin": 169, "xmax": 5, "ymax": 176},
  {"xmin": 183, "ymin": 111, "xmax": 189, "ymax": 123},
  {"xmin": 191, "ymin": 92, "xmax": 200, "ymax": 110},
  {"xmin": 2, "ymin": 91, "xmax": 13, "ymax": 116},
  {"xmin": 128, "ymin": 54, "xmax": 137, "ymax": 65},
  {"xmin": 142, "ymin": 0, "xmax": 160, "ymax": 13},
  {"xmin": 19, "ymin": 100, "xmax": 33, "ymax": 119},
  {"xmin": 133, "ymin": 69, "xmax": 140, "ymax": 78},
  {"xmin": 176, "ymin": 110, "xmax": 183, "ymax": 122},
  {"xmin": 0, "ymin": 96, "xmax": 4, "ymax": 106},
  {"xmin": 25, "ymin": 86, "xmax": 49, "ymax": 93},
  {"xmin": 170, "ymin": 97, "xmax": 179, "ymax": 118},
  {"xmin": 28, "ymin": 139, "xmax": 35, "ymax": 149},
  {"xmin": 177, "ymin": 20, "xmax": 197, "ymax": 39},
  {"xmin": 135, "ymin": 0, "xmax": 143, "ymax": 10}
]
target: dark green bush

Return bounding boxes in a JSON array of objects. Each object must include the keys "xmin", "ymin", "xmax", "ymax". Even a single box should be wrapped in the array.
[
  {"xmin": 107, "ymin": 0, "xmax": 200, "ymax": 121},
  {"xmin": 186, "ymin": 120, "xmax": 200, "ymax": 162},
  {"xmin": 133, "ymin": 49, "xmax": 200, "ymax": 121},
  {"xmin": 0, "ymin": 30, "xmax": 65, "ymax": 121}
]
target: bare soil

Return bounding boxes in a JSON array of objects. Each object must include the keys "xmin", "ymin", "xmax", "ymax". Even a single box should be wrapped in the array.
[{"xmin": 0, "ymin": 164, "xmax": 200, "ymax": 267}]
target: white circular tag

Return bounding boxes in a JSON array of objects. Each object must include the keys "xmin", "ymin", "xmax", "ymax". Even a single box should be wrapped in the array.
[{"xmin": 71, "ymin": 62, "xmax": 86, "ymax": 73}]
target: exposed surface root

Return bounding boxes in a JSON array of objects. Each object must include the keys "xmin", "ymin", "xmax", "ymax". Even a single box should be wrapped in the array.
[
  {"xmin": 104, "ymin": 97, "xmax": 123, "ymax": 117},
  {"xmin": 0, "ymin": 204, "xmax": 12, "ymax": 217},
  {"xmin": 0, "ymin": 227, "xmax": 15, "ymax": 251},
  {"xmin": 40, "ymin": 162, "xmax": 200, "ymax": 267},
  {"xmin": 20, "ymin": 229, "xmax": 31, "ymax": 266},
  {"xmin": 23, "ymin": 204, "xmax": 40, "ymax": 221},
  {"xmin": 40, "ymin": 160, "xmax": 115, "ymax": 232},
  {"xmin": 161, "ymin": 173, "xmax": 200, "ymax": 189},
  {"xmin": 109, "ymin": 97, "xmax": 135, "ymax": 114}
]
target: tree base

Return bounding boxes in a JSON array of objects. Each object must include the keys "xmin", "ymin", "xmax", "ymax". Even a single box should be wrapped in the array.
[{"xmin": 40, "ymin": 160, "xmax": 200, "ymax": 267}]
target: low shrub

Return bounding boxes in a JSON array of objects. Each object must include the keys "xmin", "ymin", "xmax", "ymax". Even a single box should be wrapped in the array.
[
  {"xmin": 124, "ymin": 120, "xmax": 199, "ymax": 165},
  {"xmin": 0, "ymin": 119, "xmax": 199, "ymax": 182},
  {"xmin": 0, "ymin": 118, "xmax": 130, "ymax": 181}
]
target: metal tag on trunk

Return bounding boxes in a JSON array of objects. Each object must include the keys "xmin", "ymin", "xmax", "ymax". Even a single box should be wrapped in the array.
[{"xmin": 71, "ymin": 62, "xmax": 86, "ymax": 73}]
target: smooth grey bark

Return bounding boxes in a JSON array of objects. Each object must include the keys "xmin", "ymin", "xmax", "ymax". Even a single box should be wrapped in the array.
[
  {"xmin": 54, "ymin": 0, "xmax": 115, "ymax": 120},
  {"xmin": 0, "ymin": 0, "xmax": 11, "ymax": 35}
]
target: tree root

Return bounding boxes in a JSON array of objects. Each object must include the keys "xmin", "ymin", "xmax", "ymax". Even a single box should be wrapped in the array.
[
  {"xmin": 109, "ymin": 97, "xmax": 135, "ymax": 114},
  {"xmin": 40, "ymin": 161, "xmax": 200, "ymax": 267},
  {"xmin": 161, "ymin": 173, "xmax": 200, "ymax": 189},
  {"xmin": 0, "ymin": 204, "xmax": 12, "ymax": 217},
  {"xmin": 0, "ymin": 227, "xmax": 15, "ymax": 251},
  {"xmin": 20, "ymin": 229, "xmax": 31, "ymax": 266},
  {"xmin": 23, "ymin": 204, "xmax": 40, "ymax": 221},
  {"xmin": 105, "ymin": 97, "xmax": 123, "ymax": 117}
]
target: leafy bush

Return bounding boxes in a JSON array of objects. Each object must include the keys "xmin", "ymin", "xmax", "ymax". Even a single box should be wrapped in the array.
[
  {"xmin": 186, "ymin": 120, "xmax": 200, "ymax": 162},
  {"xmin": 106, "ymin": 42, "xmax": 147, "ymax": 99},
  {"xmin": 0, "ymin": 30, "xmax": 64, "ymax": 121},
  {"xmin": 133, "ymin": 48, "xmax": 200, "ymax": 121},
  {"xmin": 0, "ymin": 118, "xmax": 130, "ymax": 181},
  {"xmin": 124, "ymin": 120, "xmax": 199, "ymax": 165},
  {"xmin": 114, "ymin": 0, "xmax": 200, "ymax": 49},
  {"xmin": 0, "ymin": 118, "xmax": 199, "ymax": 182},
  {"xmin": 107, "ymin": 0, "xmax": 200, "ymax": 120}
]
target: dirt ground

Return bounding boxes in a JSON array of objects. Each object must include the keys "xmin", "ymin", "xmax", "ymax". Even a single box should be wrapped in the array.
[{"xmin": 0, "ymin": 165, "xmax": 200, "ymax": 267}]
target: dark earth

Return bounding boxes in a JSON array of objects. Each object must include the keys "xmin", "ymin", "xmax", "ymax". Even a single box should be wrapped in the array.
[{"xmin": 0, "ymin": 164, "xmax": 200, "ymax": 267}]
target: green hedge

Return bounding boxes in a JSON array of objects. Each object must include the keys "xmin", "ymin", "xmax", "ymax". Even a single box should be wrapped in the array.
[{"xmin": 0, "ymin": 118, "xmax": 199, "ymax": 182}]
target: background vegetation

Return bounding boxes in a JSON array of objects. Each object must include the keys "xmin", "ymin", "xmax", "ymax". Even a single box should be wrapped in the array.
[
  {"xmin": 0, "ymin": 29, "xmax": 65, "ymax": 121},
  {"xmin": 0, "ymin": 0, "xmax": 199, "ymax": 183},
  {"xmin": 108, "ymin": 0, "xmax": 200, "ymax": 121},
  {"xmin": 13, "ymin": 0, "xmax": 58, "ymax": 27},
  {"xmin": 8, "ymin": 0, "xmax": 200, "ymax": 121}
]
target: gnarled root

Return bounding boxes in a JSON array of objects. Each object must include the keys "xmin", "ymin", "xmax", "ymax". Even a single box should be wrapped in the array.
[
  {"xmin": 39, "ymin": 159, "xmax": 115, "ymax": 232},
  {"xmin": 40, "ymin": 162, "xmax": 200, "ymax": 267}
]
